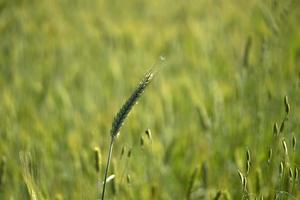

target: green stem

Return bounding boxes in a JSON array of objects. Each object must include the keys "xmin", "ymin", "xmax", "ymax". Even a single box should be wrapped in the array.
[{"xmin": 101, "ymin": 137, "xmax": 115, "ymax": 200}]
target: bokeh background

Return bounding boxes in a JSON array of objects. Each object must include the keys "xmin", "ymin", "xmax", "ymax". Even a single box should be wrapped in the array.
[{"xmin": 0, "ymin": 0, "xmax": 300, "ymax": 199}]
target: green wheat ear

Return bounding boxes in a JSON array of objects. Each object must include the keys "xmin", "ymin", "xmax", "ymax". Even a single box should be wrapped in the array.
[
  {"xmin": 111, "ymin": 70, "xmax": 154, "ymax": 138},
  {"xmin": 101, "ymin": 69, "xmax": 155, "ymax": 200}
]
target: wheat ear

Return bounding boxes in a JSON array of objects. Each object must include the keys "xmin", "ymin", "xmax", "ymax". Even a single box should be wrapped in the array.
[{"xmin": 101, "ymin": 70, "xmax": 154, "ymax": 200}]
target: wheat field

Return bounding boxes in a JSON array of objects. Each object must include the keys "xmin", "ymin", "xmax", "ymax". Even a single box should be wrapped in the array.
[{"xmin": 0, "ymin": 0, "xmax": 300, "ymax": 199}]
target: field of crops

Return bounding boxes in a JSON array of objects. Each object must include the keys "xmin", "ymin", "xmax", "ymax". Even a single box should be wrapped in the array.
[{"xmin": 0, "ymin": 0, "xmax": 300, "ymax": 199}]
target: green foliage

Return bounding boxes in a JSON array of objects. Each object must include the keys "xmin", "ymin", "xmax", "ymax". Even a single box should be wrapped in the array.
[{"xmin": 0, "ymin": 0, "xmax": 300, "ymax": 199}]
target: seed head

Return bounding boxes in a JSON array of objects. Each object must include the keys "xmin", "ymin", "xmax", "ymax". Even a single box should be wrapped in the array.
[
  {"xmin": 145, "ymin": 129, "xmax": 152, "ymax": 140},
  {"xmin": 127, "ymin": 148, "xmax": 132, "ymax": 158},
  {"xmin": 246, "ymin": 161, "xmax": 251, "ymax": 175},
  {"xmin": 294, "ymin": 167, "xmax": 299, "ymax": 181},
  {"xmin": 292, "ymin": 135, "xmax": 296, "ymax": 151},
  {"xmin": 111, "ymin": 71, "xmax": 154, "ymax": 138},
  {"xmin": 273, "ymin": 122, "xmax": 279, "ymax": 136},
  {"xmin": 284, "ymin": 96, "xmax": 290, "ymax": 115},
  {"xmin": 246, "ymin": 149, "xmax": 251, "ymax": 162},
  {"xmin": 94, "ymin": 147, "xmax": 101, "ymax": 173},
  {"xmin": 282, "ymin": 139, "xmax": 288, "ymax": 156},
  {"xmin": 140, "ymin": 136, "xmax": 144, "ymax": 146},
  {"xmin": 120, "ymin": 146, "xmax": 125, "ymax": 157},
  {"xmin": 242, "ymin": 176, "xmax": 247, "ymax": 191},
  {"xmin": 279, "ymin": 120, "xmax": 285, "ymax": 133},
  {"xmin": 127, "ymin": 175, "xmax": 131, "ymax": 184},
  {"xmin": 213, "ymin": 191, "xmax": 222, "ymax": 200},
  {"xmin": 279, "ymin": 162, "xmax": 284, "ymax": 178},
  {"xmin": 103, "ymin": 174, "xmax": 115, "ymax": 184},
  {"xmin": 268, "ymin": 148, "xmax": 272, "ymax": 164},
  {"xmin": 238, "ymin": 170, "xmax": 244, "ymax": 184},
  {"xmin": 289, "ymin": 168, "xmax": 293, "ymax": 181}
]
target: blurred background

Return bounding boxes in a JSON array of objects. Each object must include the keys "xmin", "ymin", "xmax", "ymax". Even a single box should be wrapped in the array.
[{"xmin": 0, "ymin": 0, "xmax": 299, "ymax": 199}]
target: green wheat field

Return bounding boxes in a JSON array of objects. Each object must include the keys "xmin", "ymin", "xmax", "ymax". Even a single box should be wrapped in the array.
[{"xmin": 0, "ymin": 0, "xmax": 300, "ymax": 199}]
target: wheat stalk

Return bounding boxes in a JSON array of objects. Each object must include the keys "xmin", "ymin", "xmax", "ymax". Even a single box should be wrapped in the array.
[{"xmin": 101, "ymin": 70, "xmax": 154, "ymax": 200}]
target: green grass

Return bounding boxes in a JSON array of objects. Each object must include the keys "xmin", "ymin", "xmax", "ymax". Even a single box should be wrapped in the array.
[{"xmin": 0, "ymin": 0, "xmax": 300, "ymax": 199}]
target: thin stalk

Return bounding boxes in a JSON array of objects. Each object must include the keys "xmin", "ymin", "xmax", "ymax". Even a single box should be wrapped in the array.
[
  {"xmin": 101, "ymin": 137, "xmax": 115, "ymax": 200},
  {"xmin": 100, "ymin": 66, "xmax": 159, "ymax": 199}
]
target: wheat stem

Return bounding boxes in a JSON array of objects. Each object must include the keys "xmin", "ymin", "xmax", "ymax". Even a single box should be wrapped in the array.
[
  {"xmin": 101, "ymin": 69, "xmax": 156, "ymax": 199},
  {"xmin": 101, "ymin": 137, "xmax": 115, "ymax": 200}
]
